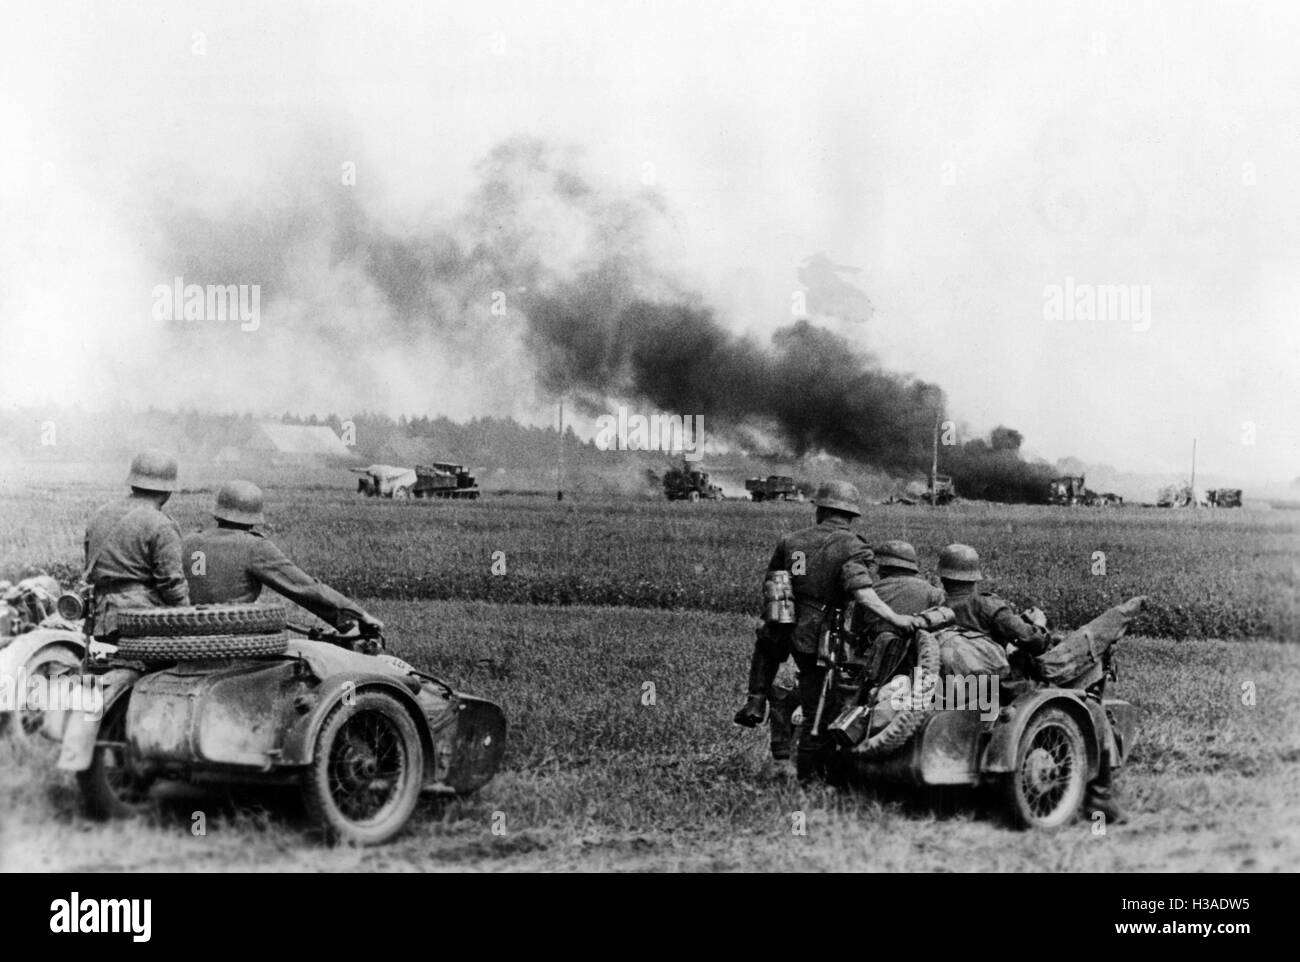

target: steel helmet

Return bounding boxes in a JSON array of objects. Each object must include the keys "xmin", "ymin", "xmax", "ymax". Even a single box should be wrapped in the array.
[
  {"xmin": 938, "ymin": 543, "xmax": 982, "ymax": 581},
  {"xmin": 875, "ymin": 540, "xmax": 919, "ymax": 572},
  {"xmin": 813, "ymin": 480, "xmax": 862, "ymax": 517},
  {"xmin": 126, "ymin": 449, "xmax": 179, "ymax": 492},
  {"xmin": 214, "ymin": 480, "xmax": 265, "ymax": 526}
]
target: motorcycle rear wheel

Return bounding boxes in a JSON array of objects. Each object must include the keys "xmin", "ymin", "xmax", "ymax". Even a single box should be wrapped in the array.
[{"xmin": 77, "ymin": 695, "xmax": 157, "ymax": 820}]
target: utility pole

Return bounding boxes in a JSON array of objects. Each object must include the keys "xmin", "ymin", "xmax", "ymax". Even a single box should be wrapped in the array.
[
  {"xmin": 930, "ymin": 410, "xmax": 940, "ymax": 506},
  {"xmin": 556, "ymin": 400, "xmax": 565, "ymax": 502},
  {"xmin": 1189, "ymin": 436, "xmax": 1197, "ymax": 508}
]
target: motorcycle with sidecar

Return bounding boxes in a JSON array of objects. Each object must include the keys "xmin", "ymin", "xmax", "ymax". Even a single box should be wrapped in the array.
[
  {"xmin": 811, "ymin": 605, "xmax": 1139, "ymax": 829},
  {"xmin": 58, "ymin": 605, "xmax": 506, "ymax": 845}
]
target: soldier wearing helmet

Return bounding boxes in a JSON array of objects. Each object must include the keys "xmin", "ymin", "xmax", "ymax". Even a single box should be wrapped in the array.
[
  {"xmin": 872, "ymin": 540, "xmax": 946, "ymax": 616},
  {"xmin": 82, "ymin": 450, "xmax": 191, "ymax": 636},
  {"xmin": 734, "ymin": 480, "xmax": 928, "ymax": 779},
  {"xmin": 937, "ymin": 544, "xmax": 1049, "ymax": 656},
  {"xmin": 182, "ymin": 480, "xmax": 382, "ymax": 633},
  {"xmin": 936, "ymin": 543, "xmax": 1129, "ymax": 823}
]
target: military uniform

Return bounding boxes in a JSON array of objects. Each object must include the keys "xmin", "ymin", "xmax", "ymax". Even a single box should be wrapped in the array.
[
  {"xmin": 767, "ymin": 657, "xmax": 798, "ymax": 761},
  {"xmin": 935, "ymin": 585, "xmax": 1047, "ymax": 679},
  {"xmin": 182, "ymin": 527, "xmax": 360, "ymax": 628},
  {"xmin": 84, "ymin": 494, "xmax": 190, "ymax": 633},
  {"xmin": 752, "ymin": 515, "xmax": 875, "ymax": 762},
  {"xmin": 868, "ymin": 574, "xmax": 941, "ymax": 626},
  {"xmin": 874, "ymin": 573, "xmax": 945, "ymax": 621},
  {"xmin": 769, "ymin": 515, "xmax": 876, "ymax": 654},
  {"xmin": 947, "ymin": 587, "xmax": 1050, "ymax": 655}
]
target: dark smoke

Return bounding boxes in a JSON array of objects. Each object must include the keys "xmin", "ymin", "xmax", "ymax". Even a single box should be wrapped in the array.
[
  {"xmin": 944, "ymin": 427, "xmax": 1055, "ymax": 503},
  {"xmin": 143, "ymin": 134, "xmax": 1050, "ymax": 492}
]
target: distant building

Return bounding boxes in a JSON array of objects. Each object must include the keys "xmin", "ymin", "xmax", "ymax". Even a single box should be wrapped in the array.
[{"xmin": 238, "ymin": 422, "xmax": 352, "ymax": 463}]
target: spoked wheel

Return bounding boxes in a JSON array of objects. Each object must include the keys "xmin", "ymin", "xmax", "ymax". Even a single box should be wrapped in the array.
[
  {"xmin": 1003, "ymin": 706, "xmax": 1087, "ymax": 829},
  {"xmin": 77, "ymin": 694, "xmax": 157, "ymax": 819},
  {"xmin": 302, "ymin": 691, "xmax": 423, "ymax": 845},
  {"xmin": 1, "ymin": 646, "xmax": 82, "ymax": 747},
  {"xmin": 392, "ymin": 486, "xmax": 411, "ymax": 500}
]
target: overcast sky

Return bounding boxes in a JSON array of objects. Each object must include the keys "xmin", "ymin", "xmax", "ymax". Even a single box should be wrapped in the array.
[{"xmin": 2, "ymin": 0, "xmax": 1296, "ymax": 483}]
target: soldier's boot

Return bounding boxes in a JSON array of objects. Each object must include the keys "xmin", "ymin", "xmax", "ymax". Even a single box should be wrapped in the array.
[
  {"xmin": 734, "ymin": 695, "xmax": 768, "ymax": 728},
  {"xmin": 767, "ymin": 679, "xmax": 796, "ymax": 754},
  {"xmin": 795, "ymin": 742, "xmax": 826, "ymax": 782},
  {"xmin": 734, "ymin": 634, "xmax": 782, "ymax": 728},
  {"xmin": 1084, "ymin": 754, "xmax": 1128, "ymax": 825}
]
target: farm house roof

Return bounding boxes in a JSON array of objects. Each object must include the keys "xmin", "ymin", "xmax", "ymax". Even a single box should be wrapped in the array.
[{"xmin": 247, "ymin": 422, "xmax": 351, "ymax": 457}]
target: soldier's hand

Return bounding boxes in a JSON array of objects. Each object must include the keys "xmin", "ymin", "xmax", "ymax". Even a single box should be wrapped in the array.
[
  {"xmin": 1024, "ymin": 607, "xmax": 1048, "ymax": 629},
  {"xmin": 894, "ymin": 614, "xmax": 927, "ymax": 633}
]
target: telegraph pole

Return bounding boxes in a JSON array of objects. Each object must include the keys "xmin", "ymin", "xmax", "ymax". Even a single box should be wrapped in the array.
[
  {"xmin": 1189, "ymin": 436, "xmax": 1197, "ymax": 508},
  {"xmin": 556, "ymin": 400, "xmax": 565, "ymax": 502},
  {"xmin": 930, "ymin": 411, "xmax": 940, "ymax": 506}
]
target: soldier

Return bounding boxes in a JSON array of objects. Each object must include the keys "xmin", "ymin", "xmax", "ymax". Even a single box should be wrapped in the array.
[
  {"xmin": 182, "ymin": 480, "xmax": 382, "ymax": 633},
  {"xmin": 83, "ymin": 449, "xmax": 190, "ymax": 637},
  {"xmin": 936, "ymin": 543, "xmax": 1131, "ymax": 823},
  {"xmin": 733, "ymin": 481, "xmax": 928, "ymax": 779},
  {"xmin": 937, "ymin": 543, "xmax": 1049, "ymax": 674},
  {"xmin": 873, "ymin": 540, "xmax": 946, "ymax": 614}
]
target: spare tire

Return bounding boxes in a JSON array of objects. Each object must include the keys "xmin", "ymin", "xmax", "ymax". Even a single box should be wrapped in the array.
[
  {"xmin": 116, "ymin": 604, "xmax": 286, "ymax": 638},
  {"xmin": 857, "ymin": 630, "xmax": 941, "ymax": 759},
  {"xmin": 114, "ymin": 632, "xmax": 289, "ymax": 664}
]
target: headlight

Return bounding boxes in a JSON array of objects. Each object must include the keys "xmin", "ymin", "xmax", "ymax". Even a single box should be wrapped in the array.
[{"xmin": 56, "ymin": 591, "xmax": 86, "ymax": 621}]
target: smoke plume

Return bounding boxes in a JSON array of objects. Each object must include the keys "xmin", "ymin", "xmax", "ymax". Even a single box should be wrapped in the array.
[{"xmin": 51, "ymin": 133, "xmax": 1048, "ymax": 487}]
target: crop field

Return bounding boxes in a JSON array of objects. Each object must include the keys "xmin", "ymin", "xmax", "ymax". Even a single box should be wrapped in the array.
[
  {"xmin": 1, "ymin": 471, "xmax": 1298, "ymax": 871},
  {"xmin": 3, "ymin": 472, "xmax": 1297, "ymax": 638}
]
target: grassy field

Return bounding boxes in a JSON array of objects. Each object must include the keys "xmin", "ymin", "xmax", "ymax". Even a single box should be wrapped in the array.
[
  {"xmin": 1, "ymin": 479, "xmax": 1296, "ymax": 639},
  {"xmin": 1, "ymin": 472, "xmax": 1297, "ymax": 871},
  {"xmin": 3, "ymin": 601, "xmax": 1297, "ymax": 871}
]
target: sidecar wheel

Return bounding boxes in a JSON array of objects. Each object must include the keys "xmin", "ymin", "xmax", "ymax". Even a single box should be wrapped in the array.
[
  {"xmin": 302, "ymin": 691, "xmax": 424, "ymax": 845},
  {"xmin": 77, "ymin": 695, "xmax": 157, "ymax": 820},
  {"xmin": 1002, "ymin": 706, "xmax": 1087, "ymax": 829}
]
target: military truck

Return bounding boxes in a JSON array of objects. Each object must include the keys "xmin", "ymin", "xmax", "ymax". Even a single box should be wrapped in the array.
[
  {"xmin": 744, "ymin": 475, "xmax": 798, "ymax": 502},
  {"xmin": 1157, "ymin": 483, "xmax": 1201, "ymax": 508},
  {"xmin": 663, "ymin": 462, "xmax": 724, "ymax": 501},
  {"xmin": 893, "ymin": 474, "xmax": 956, "ymax": 506},
  {"xmin": 1049, "ymin": 475, "xmax": 1088, "ymax": 506},
  {"xmin": 353, "ymin": 462, "xmax": 480, "ymax": 500},
  {"xmin": 352, "ymin": 464, "xmax": 419, "ymax": 499},
  {"xmin": 1084, "ymin": 491, "xmax": 1124, "ymax": 507},
  {"xmin": 413, "ymin": 462, "xmax": 481, "ymax": 499},
  {"xmin": 1207, "ymin": 488, "xmax": 1242, "ymax": 508}
]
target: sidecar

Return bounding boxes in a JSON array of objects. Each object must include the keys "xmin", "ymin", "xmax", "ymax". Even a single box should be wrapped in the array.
[
  {"xmin": 848, "ymin": 687, "xmax": 1138, "ymax": 829},
  {"xmin": 61, "ymin": 637, "xmax": 506, "ymax": 845}
]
